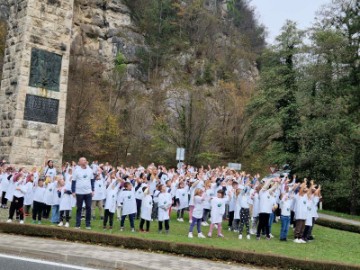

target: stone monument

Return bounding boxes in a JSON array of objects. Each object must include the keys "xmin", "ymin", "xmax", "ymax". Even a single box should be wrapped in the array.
[{"xmin": 0, "ymin": 0, "xmax": 74, "ymax": 167}]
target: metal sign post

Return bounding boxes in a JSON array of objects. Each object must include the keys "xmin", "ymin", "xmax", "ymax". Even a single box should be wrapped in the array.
[
  {"xmin": 176, "ymin": 148, "xmax": 185, "ymax": 169},
  {"xmin": 228, "ymin": 163, "xmax": 242, "ymax": 171}
]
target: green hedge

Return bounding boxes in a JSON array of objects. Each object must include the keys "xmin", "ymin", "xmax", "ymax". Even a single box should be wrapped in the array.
[
  {"xmin": 0, "ymin": 222, "xmax": 359, "ymax": 270},
  {"xmin": 316, "ymin": 218, "xmax": 360, "ymax": 234}
]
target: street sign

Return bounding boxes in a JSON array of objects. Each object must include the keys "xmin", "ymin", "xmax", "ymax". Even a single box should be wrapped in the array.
[
  {"xmin": 176, "ymin": 148, "xmax": 185, "ymax": 161},
  {"xmin": 269, "ymin": 166, "xmax": 277, "ymax": 173},
  {"xmin": 228, "ymin": 163, "xmax": 242, "ymax": 171}
]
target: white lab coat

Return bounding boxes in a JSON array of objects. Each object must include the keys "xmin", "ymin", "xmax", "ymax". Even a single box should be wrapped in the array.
[
  {"xmin": 158, "ymin": 192, "xmax": 172, "ymax": 221},
  {"xmin": 93, "ymin": 178, "xmax": 106, "ymax": 201},
  {"xmin": 24, "ymin": 182, "xmax": 34, "ymax": 205},
  {"xmin": 104, "ymin": 182, "xmax": 120, "ymax": 213},
  {"xmin": 59, "ymin": 182, "xmax": 72, "ymax": 211},
  {"xmin": 118, "ymin": 189, "xmax": 137, "ymax": 216},
  {"xmin": 175, "ymin": 187, "xmax": 189, "ymax": 210},
  {"xmin": 141, "ymin": 194, "xmax": 153, "ymax": 221},
  {"xmin": 210, "ymin": 197, "xmax": 228, "ymax": 224}
]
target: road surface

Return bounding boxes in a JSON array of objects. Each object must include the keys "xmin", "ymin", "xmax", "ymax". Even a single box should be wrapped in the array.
[{"xmin": 0, "ymin": 254, "xmax": 98, "ymax": 270}]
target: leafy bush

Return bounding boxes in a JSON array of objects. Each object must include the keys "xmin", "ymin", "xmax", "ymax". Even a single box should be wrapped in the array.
[
  {"xmin": 316, "ymin": 219, "xmax": 360, "ymax": 234},
  {"xmin": 0, "ymin": 223, "xmax": 359, "ymax": 270}
]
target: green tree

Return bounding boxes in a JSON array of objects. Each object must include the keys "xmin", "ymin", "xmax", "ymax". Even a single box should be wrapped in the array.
[{"xmin": 246, "ymin": 20, "xmax": 304, "ymax": 168}]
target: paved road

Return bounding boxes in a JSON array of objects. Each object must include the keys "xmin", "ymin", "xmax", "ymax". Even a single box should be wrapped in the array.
[
  {"xmin": 0, "ymin": 233, "xmax": 260, "ymax": 270},
  {"xmin": 318, "ymin": 213, "xmax": 360, "ymax": 226},
  {"xmin": 0, "ymin": 254, "xmax": 98, "ymax": 270}
]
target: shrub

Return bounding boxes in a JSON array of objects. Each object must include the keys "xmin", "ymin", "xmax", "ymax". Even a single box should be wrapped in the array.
[
  {"xmin": 316, "ymin": 218, "xmax": 360, "ymax": 234},
  {"xmin": 0, "ymin": 223, "xmax": 359, "ymax": 270}
]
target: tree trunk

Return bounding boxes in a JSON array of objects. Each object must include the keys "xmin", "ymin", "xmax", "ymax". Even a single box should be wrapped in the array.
[{"xmin": 350, "ymin": 143, "xmax": 360, "ymax": 215}]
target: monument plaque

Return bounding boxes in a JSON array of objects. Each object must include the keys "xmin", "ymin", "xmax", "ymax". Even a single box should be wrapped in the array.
[
  {"xmin": 29, "ymin": 48, "xmax": 62, "ymax": 91},
  {"xmin": 24, "ymin": 94, "xmax": 59, "ymax": 124}
]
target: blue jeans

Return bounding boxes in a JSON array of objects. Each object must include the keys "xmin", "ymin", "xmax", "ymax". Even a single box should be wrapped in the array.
[
  {"xmin": 280, "ymin": 215, "xmax": 290, "ymax": 239},
  {"xmin": 268, "ymin": 212, "xmax": 275, "ymax": 234},
  {"xmin": 51, "ymin": 205, "xmax": 60, "ymax": 223},
  {"xmin": 189, "ymin": 217, "xmax": 202, "ymax": 233},
  {"xmin": 121, "ymin": 213, "xmax": 135, "ymax": 229},
  {"xmin": 76, "ymin": 193, "xmax": 92, "ymax": 227}
]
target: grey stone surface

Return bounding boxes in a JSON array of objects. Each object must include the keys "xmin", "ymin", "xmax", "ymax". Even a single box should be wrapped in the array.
[
  {"xmin": 0, "ymin": 2, "xmax": 9, "ymax": 20},
  {"xmin": 0, "ymin": 232, "xmax": 261, "ymax": 270}
]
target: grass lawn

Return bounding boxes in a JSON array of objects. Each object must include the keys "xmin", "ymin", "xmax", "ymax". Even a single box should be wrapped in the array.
[
  {"xmin": 319, "ymin": 209, "xmax": 360, "ymax": 222},
  {"xmin": 22, "ymin": 209, "xmax": 360, "ymax": 266}
]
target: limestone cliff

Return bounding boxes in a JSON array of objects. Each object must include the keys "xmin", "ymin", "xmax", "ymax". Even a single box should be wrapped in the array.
[
  {"xmin": 71, "ymin": 0, "xmax": 147, "ymax": 90},
  {"xmin": 0, "ymin": 2, "xmax": 9, "ymax": 21}
]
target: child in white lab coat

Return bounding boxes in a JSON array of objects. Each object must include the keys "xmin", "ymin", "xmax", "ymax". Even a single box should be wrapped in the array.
[
  {"xmin": 158, "ymin": 184, "xmax": 172, "ymax": 234},
  {"xmin": 175, "ymin": 181, "xmax": 189, "ymax": 222},
  {"xmin": 119, "ymin": 182, "xmax": 137, "ymax": 232},
  {"xmin": 140, "ymin": 187, "xmax": 153, "ymax": 232},
  {"xmin": 7, "ymin": 172, "xmax": 27, "ymax": 224},
  {"xmin": 32, "ymin": 178, "xmax": 45, "ymax": 224},
  {"xmin": 103, "ymin": 178, "xmax": 121, "ymax": 230},
  {"xmin": 188, "ymin": 188, "xmax": 206, "ymax": 238},
  {"xmin": 58, "ymin": 179, "xmax": 72, "ymax": 228},
  {"xmin": 207, "ymin": 189, "xmax": 231, "ymax": 238},
  {"xmin": 92, "ymin": 173, "xmax": 106, "ymax": 220}
]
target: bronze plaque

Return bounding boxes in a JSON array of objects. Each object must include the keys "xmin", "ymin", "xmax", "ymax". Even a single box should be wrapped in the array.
[
  {"xmin": 24, "ymin": 94, "xmax": 59, "ymax": 124},
  {"xmin": 29, "ymin": 48, "xmax": 62, "ymax": 91}
]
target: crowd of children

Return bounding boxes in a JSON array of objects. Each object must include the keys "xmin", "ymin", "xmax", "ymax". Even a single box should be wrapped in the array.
[{"xmin": 0, "ymin": 159, "xmax": 322, "ymax": 243}]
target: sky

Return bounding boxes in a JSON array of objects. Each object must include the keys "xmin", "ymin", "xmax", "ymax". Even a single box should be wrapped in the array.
[{"xmin": 250, "ymin": 0, "xmax": 332, "ymax": 44}]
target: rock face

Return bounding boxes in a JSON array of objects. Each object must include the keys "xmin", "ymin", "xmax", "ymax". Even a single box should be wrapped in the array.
[
  {"xmin": 0, "ymin": 2, "xmax": 9, "ymax": 21},
  {"xmin": 71, "ymin": 0, "xmax": 147, "ymax": 87}
]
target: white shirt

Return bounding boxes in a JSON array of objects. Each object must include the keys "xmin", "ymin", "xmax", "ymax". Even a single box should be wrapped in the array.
[
  {"xmin": 104, "ymin": 182, "xmax": 120, "ymax": 213},
  {"xmin": 280, "ymin": 197, "xmax": 293, "ymax": 216},
  {"xmin": 210, "ymin": 197, "xmax": 228, "ymax": 224},
  {"xmin": 44, "ymin": 167, "xmax": 57, "ymax": 181},
  {"xmin": 158, "ymin": 192, "xmax": 172, "ymax": 221},
  {"xmin": 33, "ymin": 185, "xmax": 46, "ymax": 203},
  {"xmin": 118, "ymin": 189, "xmax": 137, "ymax": 215},
  {"xmin": 73, "ymin": 166, "xmax": 93, "ymax": 195},
  {"xmin": 294, "ymin": 193, "xmax": 308, "ymax": 220},
  {"xmin": 93, "ymin": 177, "xmax": 106, "ymax": 201},
  {"xmin": 134, "ymin": 183, "xmax": 147, "ymax": 200},
  {"xmin": 13, "ymin": 180, "xmax": 27, "ymax": 198},
  {"xmin": 192, "ymin": 195, "xmax": 205, "ymax": 219},
  {"xmin": 259, "ymin": 190, "xmax": 276, "ymax": 214},
  {"xmin": 141, "ymin": 194, "xmax": 153, "ymax": 221},
  {"xmin": 176, "ymin": 187, "xmax": 189, "ymax": 210}
]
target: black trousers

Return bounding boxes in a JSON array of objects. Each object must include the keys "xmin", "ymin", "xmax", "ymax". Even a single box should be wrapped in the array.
[
  {"xmin": 1, "ymin": 192, "xmax": 8, "ymax": 205},
  {"xmin": 202, "ymin": 209, "xmax": 210, "ymax": 222},
  {"xmin": 257, "ymin": 213, "xmax": 270, "ymax": 238},
  {"xmin": 290, "ymin": 210, "xmax": 295, "ymax": 227},
  {"xmin": 177, "ymin": 209, "xmax": 185, "ymax": 218},
  {"xmin": 228, "ymin": 211, "xmax": 234, "ymax": 228},
  {"xmin": 32, "ymin": 201, "xmax": 44, "ymax": 221},
  {"xmin": 60, "ymin": 210, "xmax": 70, "ymax": 222},
  {"xmin": 140, "ymin": 219, "xmax": 150, "ymax": 231},
  {"xmin": 9, "ymin": 196, "xmax": 24, "ymax": 220},
  {"xmin": 42, "ymin": 204, "xmax": 51, "ymax": 218},
  {"xmin": 103, "ymin": 209, "xmax": 114, "ymax": 227},
  {"xmin": 158, "ymin": 220, "xmax": 169, "ymax": 231},
  {"xmin": 136, "ymin": 199, "xmax": 142, "ymax": 219}
]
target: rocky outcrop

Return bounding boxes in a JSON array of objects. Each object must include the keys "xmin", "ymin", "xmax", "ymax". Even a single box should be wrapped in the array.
[
  {"xmin": 71, "ymin": 0, "xmax": 147, "ymax": 88},
  {"xmin": 0, "ymin": 2, "xmax": 9, "ymax": 21}
]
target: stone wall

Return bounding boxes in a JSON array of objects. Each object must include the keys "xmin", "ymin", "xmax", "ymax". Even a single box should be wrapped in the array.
[
  {"xmin": 0, "ymin": 2, "xmax": 9, "ymax": 20},
  {"xmin": 0, "ymin": 0, "xmax": 74, "ymax": 167}
]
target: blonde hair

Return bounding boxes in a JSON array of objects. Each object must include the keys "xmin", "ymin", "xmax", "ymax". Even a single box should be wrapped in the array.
[
  {"xmin": 204, "ymin": 180, "xmax": 212, "ymax": 189},
  {"xmin": 194, "ymin": 188, "xmax": 203, "ymax": 196}
]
